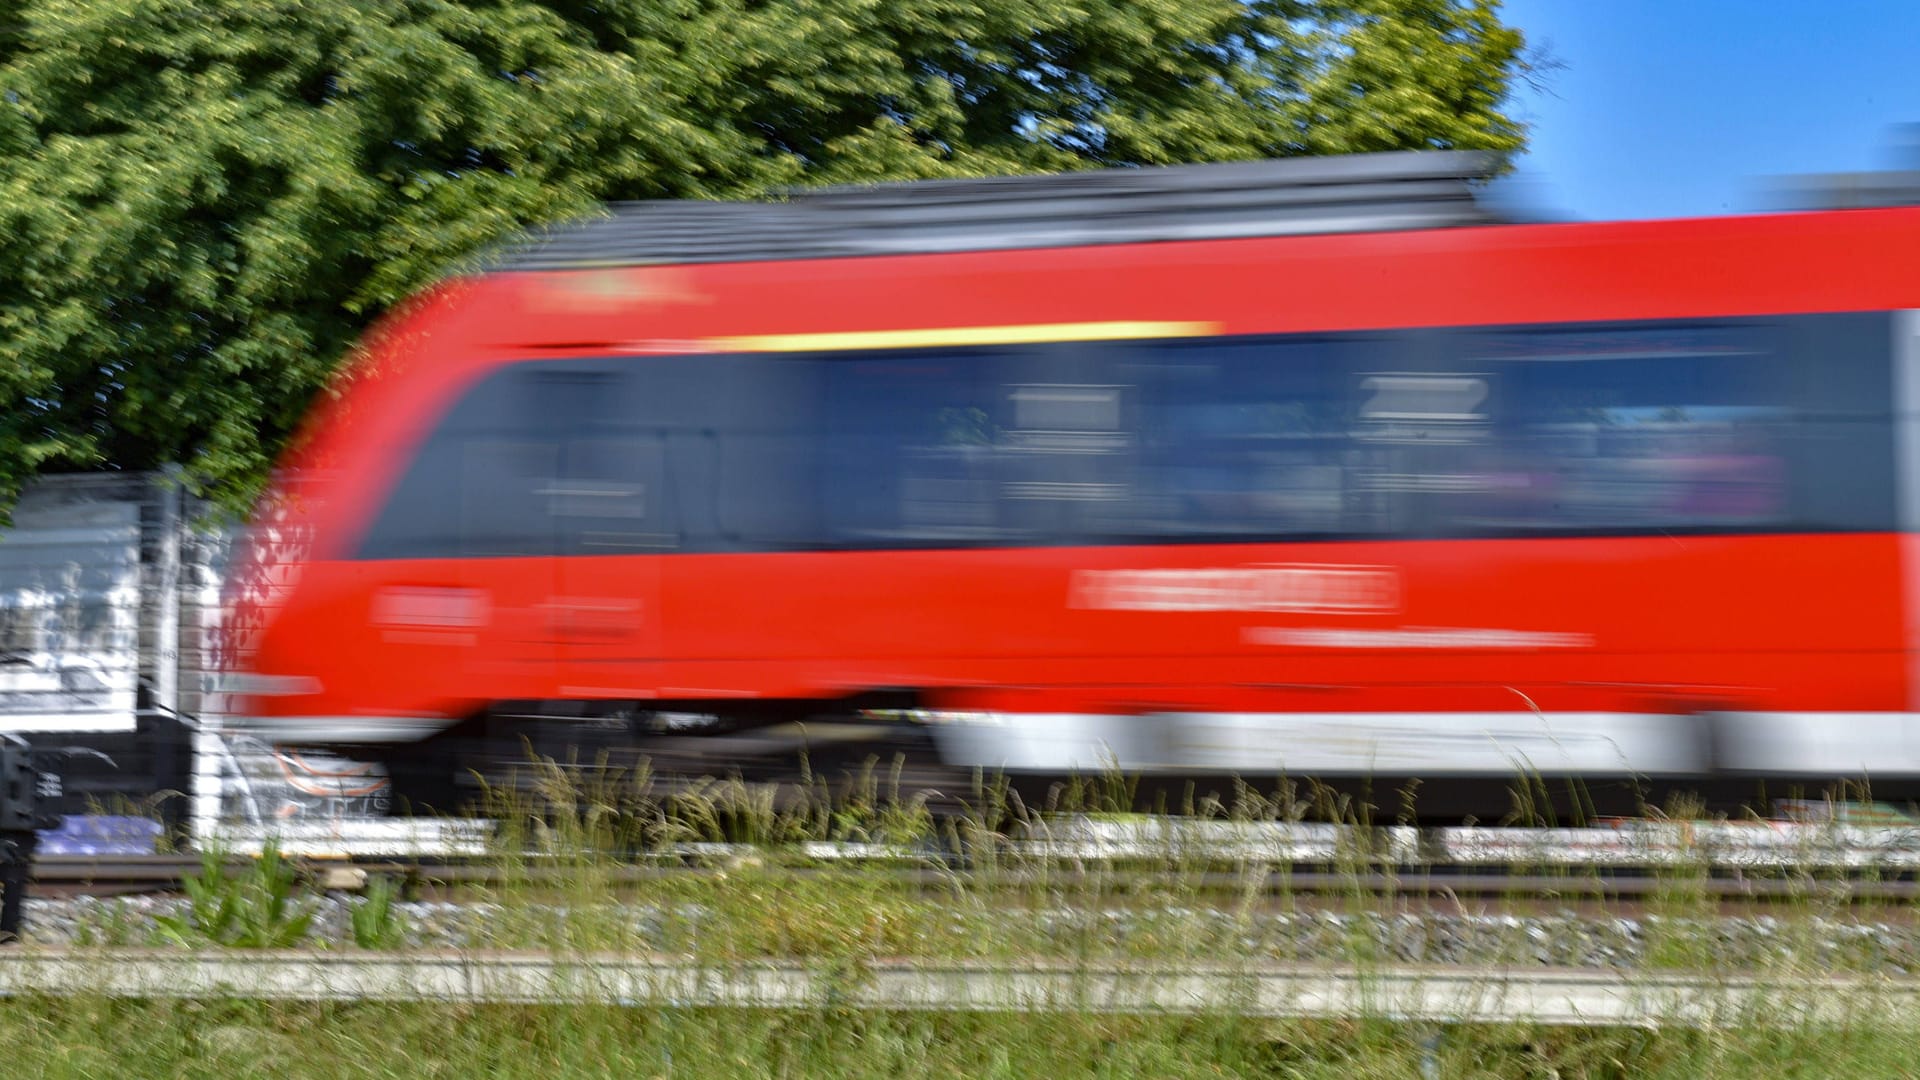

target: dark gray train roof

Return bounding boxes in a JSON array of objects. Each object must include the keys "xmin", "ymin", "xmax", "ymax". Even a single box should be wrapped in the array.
[{"xmin": 496, "ymin": 150, "xmax": 1509, "ymax": 271}]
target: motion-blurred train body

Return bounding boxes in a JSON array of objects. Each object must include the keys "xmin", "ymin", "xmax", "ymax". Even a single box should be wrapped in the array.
[{"xmin": 220, "ymin": 151, "xmax": 1920, "ymax": 793}]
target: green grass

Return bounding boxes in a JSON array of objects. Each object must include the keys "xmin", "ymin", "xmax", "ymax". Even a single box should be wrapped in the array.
[
  {"xmin": 442, "ymin": 764, "xmax": 1444, "ymax": 966},
  {"xmin": 409, "ymin": 759, "xmax": 1916, "ymax": 977},
  {"xmin": 155, "ymin": 839, "xmax": 317, "ymax": 949},
  {"xmin": 3, "ymin": 997, "xmax": 1919, "ymax": 1079}
]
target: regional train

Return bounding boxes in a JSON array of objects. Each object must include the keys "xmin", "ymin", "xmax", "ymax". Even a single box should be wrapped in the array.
[{"xmin": 217, "ymin": 150, "xmax": 1920, "ymax": 815}]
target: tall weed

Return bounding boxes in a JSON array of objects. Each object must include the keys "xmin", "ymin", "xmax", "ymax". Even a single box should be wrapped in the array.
[{"xmin": 156, "ymin": 839, "xmax": 314, "ymax": 949}]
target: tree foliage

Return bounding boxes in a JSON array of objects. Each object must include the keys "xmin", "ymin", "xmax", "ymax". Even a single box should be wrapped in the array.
[{"xmin": 0, "ymin": 0, "xmax": 1532, "ymax": 515}]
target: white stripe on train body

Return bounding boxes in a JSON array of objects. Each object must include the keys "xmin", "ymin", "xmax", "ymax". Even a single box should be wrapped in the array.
[
  {"xmin": 228, "ymin": 708, "xmax": 1920, "ymax": 777},
  {"xmin": 930, "ymin": 711, "xmax": 1920, "ymax": 777}
]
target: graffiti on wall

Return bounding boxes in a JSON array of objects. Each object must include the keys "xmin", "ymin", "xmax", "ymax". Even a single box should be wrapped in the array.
[{"xmin": 205, "ymin": 734, "xmax": 393, "ymax": 825}]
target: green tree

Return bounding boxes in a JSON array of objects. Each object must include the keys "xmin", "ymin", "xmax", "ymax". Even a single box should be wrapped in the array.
[{"xmin": 0, "ymin": 0, "xmax": 1533, "ymax": 516}]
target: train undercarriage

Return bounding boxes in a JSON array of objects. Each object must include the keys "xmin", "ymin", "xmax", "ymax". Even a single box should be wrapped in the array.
[{"xmin": 346, "ymin": 697, "xmax": 1920, "ymax": 830}]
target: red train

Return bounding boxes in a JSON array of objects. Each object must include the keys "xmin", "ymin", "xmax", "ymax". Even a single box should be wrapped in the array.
[{"xmin": 219, "ymin": 151, "xmax": 1920, "ymax": 809}]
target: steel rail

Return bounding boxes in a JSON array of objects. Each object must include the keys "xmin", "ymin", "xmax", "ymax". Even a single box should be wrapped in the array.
[
  {"xmin": 0, "ymin": 951, "xmax": 1913, "ymax": 1028},
  {"xmin": 26, "ymin": 854, "xmax": 1920, "ymax": 906}
]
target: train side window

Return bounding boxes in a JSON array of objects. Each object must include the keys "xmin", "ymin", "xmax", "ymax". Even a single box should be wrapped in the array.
[
  {"xmin": 458, "ymin": 438, "xmax": 564, "ymax": 557},
  {"xmin": 600, "ymin": 354, "xmax": 820, "ymax": 553},
  {"xmin": 1778, "ymin": 312, "xmax": 1896, "ymax": 533},
  {"xmin": 357, "ymin": 361, "xmax": 655, "ymax": 559},
  {"xmin": 822, "ymin": 350, "xmax": 1005, "ymax": 546},
  {"xmin": 355, "ymin": 388, "xmax": 529, "ymax": 561},
  {"xmin": 703, "ymin": 356, "xmax": 822, "ymax": 551},
  {"xmin": 357, "ymin": 318, "xmax": 1900, "ymax": 560},
  {"xmin": 1466, "ymin": 322, "xmax": 1794, "ymax": 534},
  {"xmin": 358, "ymin": 430, "xmax": 563, "ymax": 560},
  {"xmin": 555, "ymin": 435, "xmax": 676, "ymax": 554},
  {"xmin": 1122, "ymin": 336, "xmax": 1365, "ymax": 540}
]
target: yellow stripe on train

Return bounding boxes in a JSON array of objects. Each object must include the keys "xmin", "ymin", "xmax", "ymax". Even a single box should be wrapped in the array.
[{"xmin": 712, "ymin": 321, "xmax": 1220, "ymax": 353}]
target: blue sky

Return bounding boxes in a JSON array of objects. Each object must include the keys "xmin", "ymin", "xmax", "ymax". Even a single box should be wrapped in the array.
[{"xmin": 1496, "ymin": 1, "xmax": 1920, "ymax": 221}]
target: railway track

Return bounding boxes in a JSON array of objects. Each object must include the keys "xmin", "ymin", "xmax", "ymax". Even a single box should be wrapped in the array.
[
  {"xmin": 28, "ymin": 830, "xmax": 1920, "ymax": 910},
  {"xmin": 2, "ymin": 951, "xmax": 1913, "ymax": 1029}
]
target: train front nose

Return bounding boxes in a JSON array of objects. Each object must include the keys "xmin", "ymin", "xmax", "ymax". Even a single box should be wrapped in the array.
[{"xmin": 214, "ymin": 484, "xmax": 468, "ymax": 750}]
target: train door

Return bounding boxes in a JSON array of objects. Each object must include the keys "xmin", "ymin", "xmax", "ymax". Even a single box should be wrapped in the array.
[
  {"xmin": 547, "ymin": 351, "xmax": 820, "ymax": 705},
  {"xmin": 548, "ymin": 360, "xmax": 668, "ymax": 702},
  {"xmin": 451, "ymin": 363, "xmax": 670, "ymax": 709},
  {"xmin": 351, "ymin": 361, "xmax": 572, "ymax": 711}
]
